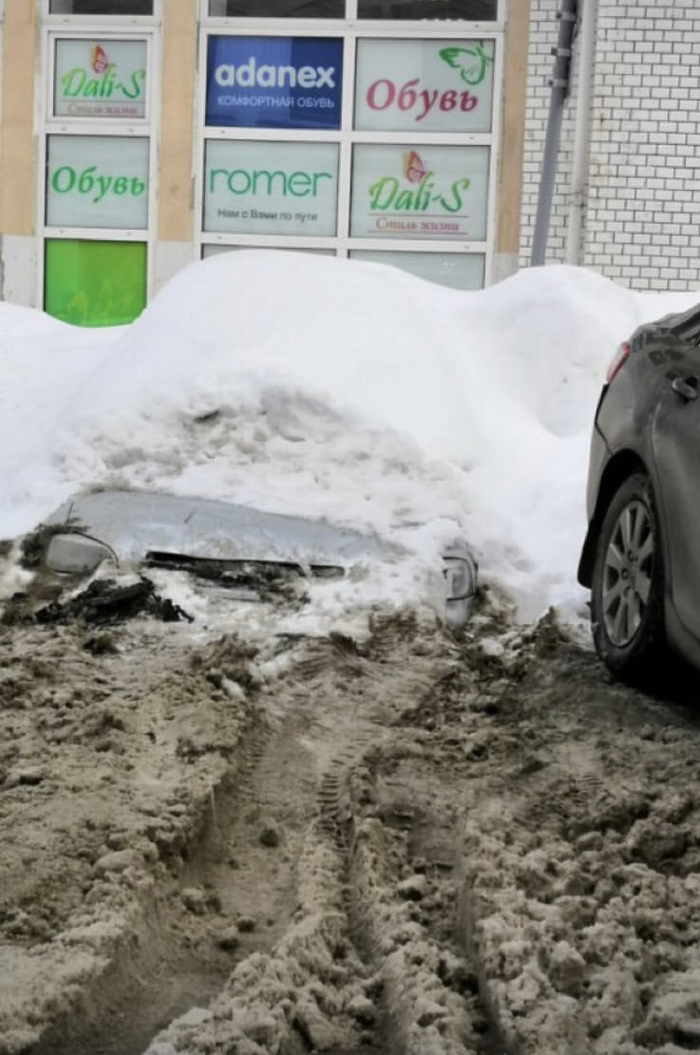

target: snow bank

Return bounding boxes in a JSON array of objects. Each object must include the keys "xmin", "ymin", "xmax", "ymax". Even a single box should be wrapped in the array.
[{"xmin": 1, "ymin": 251, "xmax": 698, "ymax": 626}]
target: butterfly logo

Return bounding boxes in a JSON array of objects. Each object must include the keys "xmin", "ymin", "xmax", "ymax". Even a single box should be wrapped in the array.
[
  {"xmin": 439, "ymin": 43, "xmax": 493, "ymax": 86},
  {"xmin": 91, "ymin": 45, "xmax": 110, "ymax": 75},
  {"xmin": 403, "ymin": 150, "xmax": 426, "ymax": 184}
]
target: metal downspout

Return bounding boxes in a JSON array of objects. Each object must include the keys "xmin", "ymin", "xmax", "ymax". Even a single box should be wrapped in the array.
[
  {"xmin": 530, "ymin": 0, "xmax": 579, "ymax": 266},
  {"xmin": 566, "ymin": 0, "xmax": 598, "ymax": 265}
]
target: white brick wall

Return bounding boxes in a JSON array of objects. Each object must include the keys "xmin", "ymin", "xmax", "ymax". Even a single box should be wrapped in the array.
[{"xmin": 519, "ymin": 0, "xmax": 700, "ymax": 291}]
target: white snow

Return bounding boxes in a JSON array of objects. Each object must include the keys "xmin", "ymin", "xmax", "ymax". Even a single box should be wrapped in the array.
[{"xmin": 1, "ymin": 250, "xmax": 697, "ymax": 632}]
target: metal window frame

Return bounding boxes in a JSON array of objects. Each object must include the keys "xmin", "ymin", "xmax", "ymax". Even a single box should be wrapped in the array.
[
  {"xmin": 196, "ymin": 0, "xmax": 503, "ymax": 288},
  {"xmin": 39, "ymin": 17, "xmax": 161, "ymax": 317}
]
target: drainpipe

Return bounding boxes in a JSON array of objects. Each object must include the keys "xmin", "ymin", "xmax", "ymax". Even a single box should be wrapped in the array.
[
  {"xmin": 566, "ymin": 0, "xmax": 597, "ymax": 265},
  {"xmin": 530, "ymin": 0, "xmax": 579, "ymax": 266}
]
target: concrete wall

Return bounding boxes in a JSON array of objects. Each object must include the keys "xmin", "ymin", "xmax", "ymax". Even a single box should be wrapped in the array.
[
  {"xmin": 0, "ymin": 0, "xmax": 37, "ymax": 304},
  {"xmin": 153, "ymin": 0, "xmax": 198, "ymax": 292},
  {"xmin": 492, "ymin": 0, "xmax": 530, "ymax": 283}
]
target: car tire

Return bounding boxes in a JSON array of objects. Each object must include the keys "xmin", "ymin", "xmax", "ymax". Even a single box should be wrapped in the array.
[{"xmin": 590, "ymin": 471, "xmax": 665, "ymax": 680}]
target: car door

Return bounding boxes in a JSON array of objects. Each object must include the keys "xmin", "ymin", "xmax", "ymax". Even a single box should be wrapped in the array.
[{"xmin": 651, "ymin": 351, "xmax": 700, "ymax": 639}]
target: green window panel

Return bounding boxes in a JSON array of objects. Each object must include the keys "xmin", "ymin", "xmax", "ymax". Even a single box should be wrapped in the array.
[{"xmin": 45, "ymin": 239, "xmax": 147, "ymax": 327}]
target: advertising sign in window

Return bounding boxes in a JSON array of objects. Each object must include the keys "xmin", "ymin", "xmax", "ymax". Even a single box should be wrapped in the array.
[
  {"xmin": 205, "ymin": 36, "xmax": 343, "ymax": 130},
  {"xmin": 53, "ymin": 38, "xmax": 148, "ymax": 119},
  {"xmin": 350, "ymin": 144, "xmax": 489, "ymax": 240},
  {"xmin": 204, "ymin": 140, "xmax": 339, "ymax": 236},
  {"xmin": 355, "ymin": 38, "xmax": 494, "ymax": 133},
  {"xmin": 45, "ymin": 239, "xmax": 147, "ymax": 327},
  {"xmin": 46, "ymin": 135, "xmax": 149, "ymax": 229}
]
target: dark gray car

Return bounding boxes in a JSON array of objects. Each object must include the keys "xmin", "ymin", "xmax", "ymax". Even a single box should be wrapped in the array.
[{"xmin": 578, "ymin": 302, "xmax": 700, "ymax": 679}]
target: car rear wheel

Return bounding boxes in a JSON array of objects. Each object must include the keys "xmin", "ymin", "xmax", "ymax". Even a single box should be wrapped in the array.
[{"xmin": 591, "ymin": 471, "xmax": 665, "ymax": 679}]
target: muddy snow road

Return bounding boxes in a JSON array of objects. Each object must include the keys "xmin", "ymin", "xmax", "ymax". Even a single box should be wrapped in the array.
[{"xmin": 2, "ymin": 597, "xmax": 700, "ymax": 1055}]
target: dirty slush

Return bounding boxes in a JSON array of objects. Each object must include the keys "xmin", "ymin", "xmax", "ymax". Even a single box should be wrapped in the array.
[{"xmin": 2, "ymin": 588, "xmax": 700, "ymax": 1055}]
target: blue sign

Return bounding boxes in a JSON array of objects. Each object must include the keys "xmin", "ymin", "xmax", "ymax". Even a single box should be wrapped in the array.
[{"xmin": 206, "ymin": 36, "xmax": 343, "ymax": 130}]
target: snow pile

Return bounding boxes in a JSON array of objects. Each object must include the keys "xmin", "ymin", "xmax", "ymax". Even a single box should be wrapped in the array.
[{"xmin": 0, "ymin": 251, "xmax": 697, "ymax": 627}]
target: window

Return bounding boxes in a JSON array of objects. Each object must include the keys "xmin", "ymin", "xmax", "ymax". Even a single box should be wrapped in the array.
[
  {"xmin": 49, "ymin": 1, "xmax": 154, "ymax": 13},
  {"xmin": 357, "ymin": 0, "xmax": 496, "ymax": 17},
  {"xmin": 354, "ymin": 38, "xmax": 495, "ymax": 132},
  {"xmin": 209, "ymin": 0, "xmax": 344, "ymax": 17},
  {"xmin": 46, "ymin": 135, "xmax": 149, "ymax": 229},
  {"xmin": 350, "ymin": 143, "xmax": 490, "ymax": 241},
  {"xmin": 350, "ymin": 249, "xmax": 485, "ymax": 288},
  {"xmin": 44, "ymin": 240, "xmax": 147, "ymax": 326},
  {"xmin": 204, "ymin": 140, "xmax": 339, "ymax": 236},
  {"xmin": 200, "ymin": 11, "xmax": 500, "ymax": 287},
  {"xmin": 205, "ymin": 36, "xmax": 343, "ymax": 130},
  {"xmin": 52, "ymin": 38, "xmax": 149, "ymax": 120},
  {"xmin": 43, "ymin": 21, "xmax": 155, "ymax": 324},
  {"xmin": 209, "ymin": 0, "xmax": 496, "ymax": 16}
]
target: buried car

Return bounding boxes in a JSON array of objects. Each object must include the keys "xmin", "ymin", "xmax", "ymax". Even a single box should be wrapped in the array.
[
  {"xmin": 35, "ymin": 489, "xmax": 478, "ymax": 631},
  {"xmin": 578, "ymin": 300, "xmax": 700, "ymax": 680}
]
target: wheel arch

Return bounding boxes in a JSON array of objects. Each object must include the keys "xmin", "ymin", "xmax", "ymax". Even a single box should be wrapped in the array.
[{"xmin": 578, "ymin": 450, "xmax": 649, "ymax": 588}]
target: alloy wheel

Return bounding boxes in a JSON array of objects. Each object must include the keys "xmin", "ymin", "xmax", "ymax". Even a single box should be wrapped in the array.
[{"xmin": 600, "ymin": 498, "xmax": 655, "ymax": 648}]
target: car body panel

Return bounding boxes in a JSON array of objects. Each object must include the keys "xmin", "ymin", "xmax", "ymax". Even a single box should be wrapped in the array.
[
  {"xmin": 43, "ymin": 490, "xmax": 394, "ymax": 569},
  {"xmin": 39, "ymin": 489, "xmax": 478, "ymax": 630},
  {"xmin": 651, "ymin": 364, "xmax": 700, "ymax": 639}
]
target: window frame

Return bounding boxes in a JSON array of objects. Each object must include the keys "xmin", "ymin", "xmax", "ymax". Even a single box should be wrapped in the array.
[
  {"xmin": 196, "ymin": 5, "xmax": 503, "ymax": 288},
  {"xmin": 39, "ymin": 19, "xmax": 160, "ymax": 321},
  {"xmin": 45, "ymin": 0, "xmax": 160, "ymax": 24},
  {"xmin": 205, "ymin": 0, "xmax": 501, "ymax": 24}
]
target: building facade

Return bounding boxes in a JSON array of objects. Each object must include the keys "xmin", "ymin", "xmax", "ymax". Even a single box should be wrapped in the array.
[
  {"xmin": 521, "ymin": 0, "xmax": 700, "ymax": 291},
  {"xmin": 2, "ymin": 1, "xmax": 696, "ymax": 327},
  {"xmin": 0, "ymin": 0, "xmax": 529, "ymax": 325}
]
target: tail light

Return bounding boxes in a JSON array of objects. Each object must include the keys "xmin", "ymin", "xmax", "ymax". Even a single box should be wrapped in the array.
[{"xmin": 606, "ymin": 341, "xmax": 631, "ymax": 384}]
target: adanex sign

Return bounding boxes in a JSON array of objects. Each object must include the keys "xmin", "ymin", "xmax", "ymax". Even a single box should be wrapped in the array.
[{"xmin": 206, "ymin": 36, "xmax": 343, "ymax": 130}]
